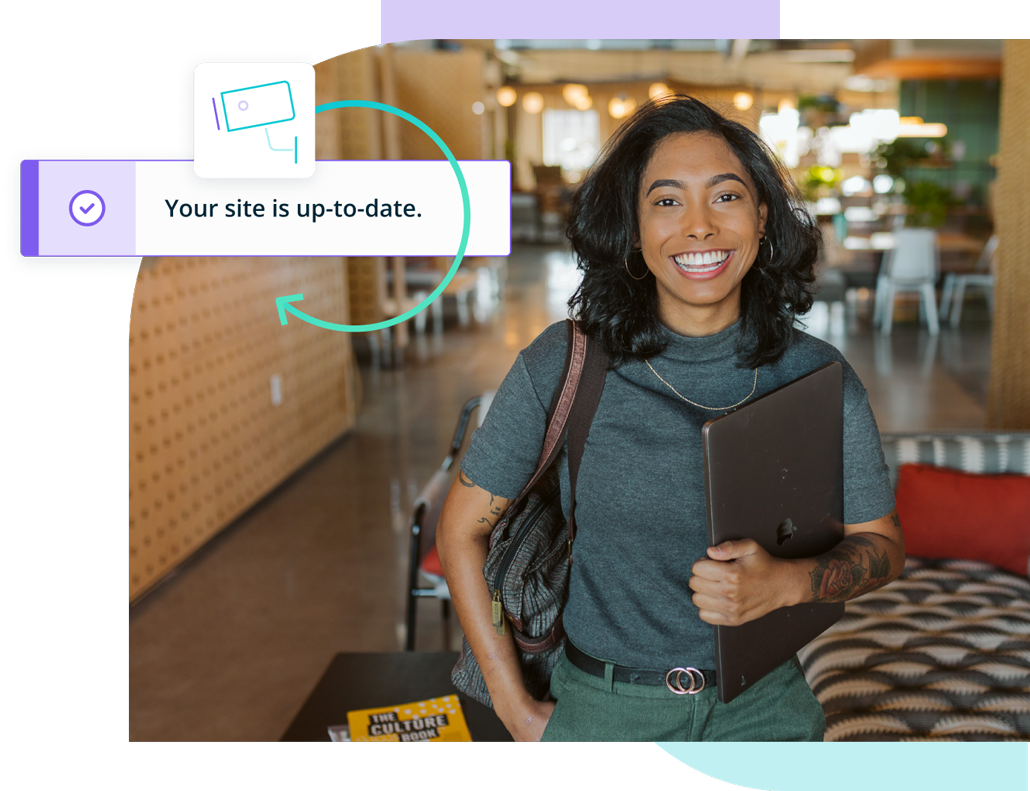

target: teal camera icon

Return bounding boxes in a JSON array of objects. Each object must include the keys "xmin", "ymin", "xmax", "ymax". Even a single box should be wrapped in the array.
[{"xmin": 220, "ymin": 81, "xmax": 296, "ymax": 132}]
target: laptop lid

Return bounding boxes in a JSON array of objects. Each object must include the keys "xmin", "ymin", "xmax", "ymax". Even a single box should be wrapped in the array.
[{"xmin": 701, "ymin": 361, "xmax": 844, "ymax": 704}]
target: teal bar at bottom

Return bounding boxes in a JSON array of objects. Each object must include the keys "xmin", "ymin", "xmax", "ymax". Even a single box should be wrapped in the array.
[{"xmin": 660, "ymin": 742, "xmax": 1027, "ymax": 791}]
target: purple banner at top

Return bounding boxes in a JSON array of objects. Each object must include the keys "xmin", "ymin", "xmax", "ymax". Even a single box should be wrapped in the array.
[{"xmin": 381, "ymin": 0, "xmax": 779, "ymax": 42}]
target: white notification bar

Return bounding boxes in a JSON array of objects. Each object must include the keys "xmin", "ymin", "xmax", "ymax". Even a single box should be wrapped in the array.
[{"xmin": 21, "ymin": 159, "xmax": 511, "ymax": 258}]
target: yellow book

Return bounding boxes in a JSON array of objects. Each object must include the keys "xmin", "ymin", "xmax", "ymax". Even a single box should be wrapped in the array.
[{"xmin": 346, "ymin": 694, "xmax": 472, "ymax": 742}]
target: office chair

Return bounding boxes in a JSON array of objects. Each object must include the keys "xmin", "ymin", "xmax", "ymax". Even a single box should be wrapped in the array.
[
  {"xmin": 404, "ymin": 393, "xmax": 494, "ymax": 651},
  {"xmin": 874, "ymin": 228, "xmax": 940, "ymax": 335},
  {"xmin": 940, "ymin": 234, "xmax": 998, "ymax": 328}
]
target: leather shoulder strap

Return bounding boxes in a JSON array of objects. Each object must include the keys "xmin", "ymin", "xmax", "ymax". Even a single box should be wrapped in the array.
[
  {"xmin": 508, "ymin": 320, "xmax": 595, "ymax": 505},
  {"xmin": 504, "ymin": 321, "xmax": 605, "ymax": 512},
  {"xmin": 565, "ymin": 325, "xmax": 608, "ymax": 547}
]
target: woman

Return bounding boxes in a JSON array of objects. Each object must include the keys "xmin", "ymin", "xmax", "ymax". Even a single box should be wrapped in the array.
[{"xmin": 437, "ymin": 96, "xmax": 903, "ymax": 741}]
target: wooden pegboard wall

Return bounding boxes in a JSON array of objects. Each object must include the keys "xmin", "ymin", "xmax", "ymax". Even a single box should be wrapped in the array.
[
  {"xmin": 315, "ymin": 47, "xmax": 389, "ymax": 327},
  {"xmin": 129, "ymin": 257, "xmax": 356, "ymax": 601},
  {"xmin": 315, "ymin": 46, "xmax": 382, "ymax": 160},
  {"xmin": 392, "ymin": 49, "xmax": 487, "ymax": 161},
  {"xmin": 347, "ymin": 256, "xmax": 388, "ymax": 325}
]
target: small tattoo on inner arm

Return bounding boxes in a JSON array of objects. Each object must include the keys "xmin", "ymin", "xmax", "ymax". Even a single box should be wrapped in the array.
[
  {"xmin": 488, "ymin": 494, "xmax": 502, "ymax": 518},
  {"xmin": 890, "ymin": 512, "xmax": 902, "ymax": 529},
  {"xmin": 459, "ymin": 470, "xmax": 476, "ymax": 488}
]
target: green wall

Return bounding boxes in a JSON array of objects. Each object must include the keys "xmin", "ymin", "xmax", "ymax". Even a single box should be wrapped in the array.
[{"xmin": 898, "ymin": 79, "xmax": 999, "ymax": 208}]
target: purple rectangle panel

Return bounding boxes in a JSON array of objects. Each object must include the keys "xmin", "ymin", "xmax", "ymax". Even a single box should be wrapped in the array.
[
  {"xmin": 36, "ymin": 161, "xmax": 136, "ymax": 257},
  {"xmin": 21, "ymin": 160, "xmax": 39, "ymax": 257},
  {"xmin": 381, "ymin": 0, "xmax": 779, "ymax": 42}
]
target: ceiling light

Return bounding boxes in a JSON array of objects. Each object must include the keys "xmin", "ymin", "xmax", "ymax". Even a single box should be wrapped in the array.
[
  {"xmin": 472, "ymin": 101, "xmax": 485, "ymax": 115},
  {"xmin": 608, "ymin": 95, "xmax": 636, "ymax": 119},
  {"xmin": 649, "ymin": 82, "xmax": 671, "ymax": 100},
  {"xmin": 897, "ymin": 122, "xmax": 948, "ymax": 138},
  {"xmin": 496, "ymin": 86, "xmax": 517, "ymax": 107},
  {"xmin": 733, "ymin": 92, "xmax": 754, "ymax": 111},
  {"xmin": 522, "ymin": 91, "xmax": 544, "ymax": 114},
  {"xmin": 563, "ymin": 84, "xmax": 588, "ymax": 105}
]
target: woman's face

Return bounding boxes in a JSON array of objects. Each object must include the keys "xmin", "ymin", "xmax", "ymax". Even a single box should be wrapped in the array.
[{"xmin": 637, "ymin": 131, "xmax": 768, "ymax": 335}]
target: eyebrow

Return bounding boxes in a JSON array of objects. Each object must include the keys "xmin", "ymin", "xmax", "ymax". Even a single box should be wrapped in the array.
[{"xmin": 645, "ymin": 173, "xmax": 749, "ymax": 195}]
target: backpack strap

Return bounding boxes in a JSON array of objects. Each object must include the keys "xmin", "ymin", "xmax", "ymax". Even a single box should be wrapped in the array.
[
  {"xmin": 505, "ymin": 320, "xmax": 608, "ymax": 518},
  {"xmin": 565, "ymin": 329, "xmax": 608, "ymax": 555}
]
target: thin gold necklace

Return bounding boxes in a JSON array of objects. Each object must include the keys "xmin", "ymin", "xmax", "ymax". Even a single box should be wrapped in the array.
[{"xmin": 644, "ymin": 360, "xmax": 758, "ymax": 411}]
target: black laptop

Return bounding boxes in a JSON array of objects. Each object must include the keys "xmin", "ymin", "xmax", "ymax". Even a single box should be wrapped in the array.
[{"xmin": 701, "ymin": 362, "xmax": 845, "ymax": 704}]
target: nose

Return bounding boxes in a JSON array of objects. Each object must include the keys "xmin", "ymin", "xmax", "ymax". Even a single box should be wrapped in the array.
[{"xmin": 680, "ymin": 199, "xmax": 717, "ymax": 240}]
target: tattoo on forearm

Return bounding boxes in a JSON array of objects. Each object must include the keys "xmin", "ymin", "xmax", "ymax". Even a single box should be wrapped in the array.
[
  {"xmin": 809, "ymin": 541, "xmax": 895, "ymax": 602},
  {"xmin": 475, "ymin": 494, "xmax": 506, "ymax": 531},
  {"xmin": 459, "ymin": 470, "xmax": 476, "ymax": 488},
  {"xmin": 890, "ymin": 512, "xmax": 902, "ymax": 529}
]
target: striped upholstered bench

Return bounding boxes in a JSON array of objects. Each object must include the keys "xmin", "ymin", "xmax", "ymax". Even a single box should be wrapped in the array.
[{"xmin": 799, "ymin": 431, "xmax": 1030, "ymax": 741}]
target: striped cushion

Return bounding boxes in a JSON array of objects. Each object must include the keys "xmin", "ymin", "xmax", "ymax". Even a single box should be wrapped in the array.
[
  {"xmin": 801, "ymin": 558, "xmax": 1030, "ymax": 741},
  {"xmin": 880, "ymin": 432, "xmax": 1030, "ymax": 489}
]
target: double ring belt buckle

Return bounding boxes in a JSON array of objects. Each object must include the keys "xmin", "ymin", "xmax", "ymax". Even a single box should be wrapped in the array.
[{"xmin": 665, "ymin": 667, "xmax": 705, "ymax": 695}]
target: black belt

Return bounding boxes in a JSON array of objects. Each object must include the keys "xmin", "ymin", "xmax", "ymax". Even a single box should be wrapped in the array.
[{"xmin": 564, "ymin": 640, "xmax": 717, "ymax": 695}]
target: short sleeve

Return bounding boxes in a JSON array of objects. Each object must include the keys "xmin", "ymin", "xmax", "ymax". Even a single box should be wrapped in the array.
[
  {"xmin": 841, "ymin": 364, "xmax": 896, "ymax": 524},
  {"xmin": 459, "ymin": 322, "xmax": 570, "ymax": 499}
]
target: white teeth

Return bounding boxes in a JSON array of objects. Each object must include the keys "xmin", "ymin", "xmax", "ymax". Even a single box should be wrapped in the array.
[{"xmin": 673, "ymin": 251, "xmax": 730, "ymax": 272}]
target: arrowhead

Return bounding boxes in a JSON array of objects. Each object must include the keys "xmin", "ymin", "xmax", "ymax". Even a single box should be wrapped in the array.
[{"xmin": 276, "ymin": 293, "xmax": 305, "ymax": 325}]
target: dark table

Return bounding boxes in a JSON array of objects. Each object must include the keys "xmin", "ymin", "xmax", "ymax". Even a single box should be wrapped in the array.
[{"xmin": 281, "ymin": 652, "xmax": 513, "ymax": 741}]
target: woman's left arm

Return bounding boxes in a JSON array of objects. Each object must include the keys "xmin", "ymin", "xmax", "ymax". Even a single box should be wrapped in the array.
[{"xmin": 689, "ymin": 510, "xmax": 905, "ymax": 626}]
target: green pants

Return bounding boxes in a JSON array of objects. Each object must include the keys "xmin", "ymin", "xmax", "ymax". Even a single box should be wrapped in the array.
[{"xmin": 540, "ymin": 649, "xmax": 825, "ymax": 742}]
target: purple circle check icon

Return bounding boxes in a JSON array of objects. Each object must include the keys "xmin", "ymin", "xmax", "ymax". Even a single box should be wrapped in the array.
[
  {"xmin": 69, "ymin": 189, "xmax": 106, "ymax": 227},
  {"xmin": 238, "ymin": 100, "xmax": 248, "ymax": 111}
]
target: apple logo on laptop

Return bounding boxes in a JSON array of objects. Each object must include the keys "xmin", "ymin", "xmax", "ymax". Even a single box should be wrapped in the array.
[{"xmin": 776, "ymin": 518, "xmax": 797, "ymax": 546}]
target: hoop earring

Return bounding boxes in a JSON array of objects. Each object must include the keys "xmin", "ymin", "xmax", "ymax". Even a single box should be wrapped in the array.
[
  {"xmin": 762, "ymin": 236, "xmax": 775, "ymax": 263},
  {"xmin": 624, "ymin": 251, "xmax": 649, "ymax": 281}
]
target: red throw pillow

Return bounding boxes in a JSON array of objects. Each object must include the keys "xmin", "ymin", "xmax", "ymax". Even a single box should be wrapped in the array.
[{"xmin": 895, "ymin": 463, "xmax": 1030, "ymax": 577}]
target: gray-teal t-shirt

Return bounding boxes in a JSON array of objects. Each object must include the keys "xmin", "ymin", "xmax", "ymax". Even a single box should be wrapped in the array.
[{"xmin": 460, "ymin": 319, "xmax": 895, "ymax": 671}]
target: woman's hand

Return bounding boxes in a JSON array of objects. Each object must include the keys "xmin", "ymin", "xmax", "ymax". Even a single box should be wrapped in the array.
[
  {"xmin": 497, "ymin": 697, "xmax": 556, "ymax": 742},
  {"xmin": 689, "ymin": 511, "xmax": 906, "ymax": 625},
  {"xmin": 689, "ymin": 539, "xmax": 799, "ymax": 626},
  {"xmin": 438, "ymin": 471, "xmax": 554, "ymax": 741}
]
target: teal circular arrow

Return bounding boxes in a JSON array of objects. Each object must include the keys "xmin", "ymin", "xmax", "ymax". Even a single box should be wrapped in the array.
[{"xmin": 278, "ymin": 99, "xmax": 471, "ymax": 333}]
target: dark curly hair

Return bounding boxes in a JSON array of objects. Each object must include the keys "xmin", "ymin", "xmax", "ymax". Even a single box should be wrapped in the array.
[{"xmin": 566, "ymin": 95, "xmax": 820, "ymax": 368}]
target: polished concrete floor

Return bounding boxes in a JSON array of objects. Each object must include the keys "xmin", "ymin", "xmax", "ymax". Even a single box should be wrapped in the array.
[{"xmin": 128, "ymin": 245, "xmax": 992, "ymax": 741}]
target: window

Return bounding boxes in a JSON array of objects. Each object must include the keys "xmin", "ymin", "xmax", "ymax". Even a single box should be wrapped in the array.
[{"xmin": 542, "ymin": 109, "xmax": 601, "ymax": 176}]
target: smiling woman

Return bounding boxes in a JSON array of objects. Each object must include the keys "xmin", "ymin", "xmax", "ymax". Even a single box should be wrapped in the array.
[
  {"xmin": 637, "ymin": 133, "xmax": 768, "ymax": 337},
  {"xmin": 437, "ymin": 96, "xmax": 902, "ymax": 743},
  {"xmin": 567, "ymin": 96, "xmax": 820, "ymax": 367}
]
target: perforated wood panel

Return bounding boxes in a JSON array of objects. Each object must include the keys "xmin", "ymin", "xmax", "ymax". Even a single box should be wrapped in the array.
[
  {"xmin": 314, "ymin": 48, "xmax": 390, "ymax": 327},
  {"xmin": 346, "ymin": 256, "xmax": 388, "ymax": 325},
  {"xmin": 391, "ymin": 49, "xmax": 487, "ymax": 160},
  {"xmin": 128, "ymin": 257, "xmax": 356, "ymax": 600},
  {"xmin": 315, "ymin": 47, "xmax": 382, "ymax": 160},
  {"xmin": 988, "ymin": 41, "xmax": 1030, "ymax": 429}
]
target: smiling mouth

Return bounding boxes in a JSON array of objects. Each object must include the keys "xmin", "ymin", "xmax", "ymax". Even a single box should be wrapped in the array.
[{"xmin": 672, "ymin": 250, "xmax": 732, "ymax": 274}]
